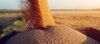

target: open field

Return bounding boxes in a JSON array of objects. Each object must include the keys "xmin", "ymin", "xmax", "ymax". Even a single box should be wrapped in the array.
[
  {"xmin": 52, "ymin": 10, "xmax": 100, "ymax": 17},
  {"xmin": 1, "ymin": 10, "xmax": 100, "ymax": 42},
  {"xmin": 0, "ymin": 12, "xmax": 22, "ymax": 17},
  {"xmin": 1, "ymin": 10, "xmax": 100, "ymax": 30},
  {"xmin": 51, "ymin": 10, "xmax": 100, "ymax": 30},
  {"xmin": 52, "ymin": 10, "xmax": 100, "ymax": 42},
  {"xmin": 55, "ymin": 15, "xmax": 100, "ymax": 29}
]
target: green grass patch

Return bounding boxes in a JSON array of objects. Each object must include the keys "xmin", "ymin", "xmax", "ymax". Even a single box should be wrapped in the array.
[{"xmin": 13, "ymin": 21, "xmax": 26, "ymax": 29}]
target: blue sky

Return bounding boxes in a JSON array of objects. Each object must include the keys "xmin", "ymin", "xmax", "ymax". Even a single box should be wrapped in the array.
[{"xmin": 0, "ymin": 0, "xmax": 100, "ymax": 9}]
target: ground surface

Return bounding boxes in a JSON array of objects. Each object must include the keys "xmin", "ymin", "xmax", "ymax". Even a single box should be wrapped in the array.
[
  {"xmin": 0, "ymin": 10, "xmax": 100, "ymax": 42},
  {"xmin": 52, "ymin": 10, "xmax": 100, "ymax": 30},
  {"xmin": 1, "ymin": 10, "xmax": 100, "ymax": 30}
]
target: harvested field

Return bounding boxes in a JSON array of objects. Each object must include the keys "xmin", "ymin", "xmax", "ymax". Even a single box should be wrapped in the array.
[
  {"xmin": 1, "ymin": 10, "xmax": 100, "ymax": 43},
  {"xmin": 1, "ymin": 10, "xmax": 100, "ymax": 30},
  {"xmin": 52, "ymin": 10, "xmax": 100, "ymax": 42},
  {"xmin": 52, "ymin": 10, "xmax": 100, "ymax": 30}
]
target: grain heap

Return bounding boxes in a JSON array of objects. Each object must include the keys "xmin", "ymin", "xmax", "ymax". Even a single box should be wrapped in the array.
[{"xmin": 5, "ymin": 0, "xmax": 100, "ymax": 44}]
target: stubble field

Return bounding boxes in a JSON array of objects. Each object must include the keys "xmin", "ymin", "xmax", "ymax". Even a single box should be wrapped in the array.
[{"xmin": 52, "ymin": 10, "xmax": 100, "ymax": 30}]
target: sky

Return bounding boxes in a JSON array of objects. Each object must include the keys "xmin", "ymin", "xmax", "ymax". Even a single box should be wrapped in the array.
[{"xmin": 0, "ymin": 0, "xmax": 100, "ymax": 9}]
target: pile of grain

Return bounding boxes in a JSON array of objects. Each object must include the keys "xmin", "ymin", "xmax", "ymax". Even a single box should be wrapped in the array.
[{"xmin": 5, "ymin": 25, "xmax": 100, "ymax": 44}]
